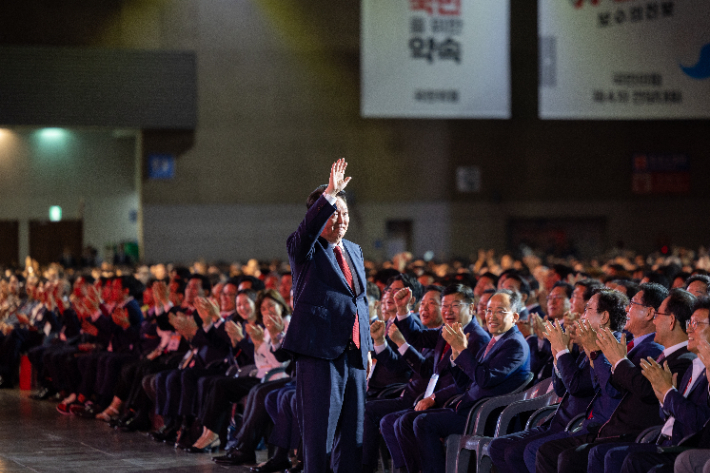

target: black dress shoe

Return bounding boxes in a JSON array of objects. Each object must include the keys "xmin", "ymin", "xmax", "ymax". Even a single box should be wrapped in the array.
[
  {"xmin": 289, "ymin": 460, "xmax": 303, "ymax": 473},
  {"xmin": 150, "ymin": 424, "xmax": 178, "ymax": 443},
  {"xmin": 183, "ymin": 437, "xmax": 220, "ymax": 454},
  {"xmin": 120, "ymin": 415, "xmax": 152, "ymax": 432},
  {"xmin": 250, "ymin": 457, "xmax": 292, "ymax": 473},
  {"xmin": 212, "ymin": 449, "xmax": 257, "ymax": 465}
]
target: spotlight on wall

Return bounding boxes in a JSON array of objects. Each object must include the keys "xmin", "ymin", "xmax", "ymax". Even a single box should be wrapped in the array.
[
  {"xmin": 38, "ymin": 128, "xmax": 67, "ymax": 140},
  {"xmin": 49, "ymin": 206, "xmax": 63, "ymax": 222}
]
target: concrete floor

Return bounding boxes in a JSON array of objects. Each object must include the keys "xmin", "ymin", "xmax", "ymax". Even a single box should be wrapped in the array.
[{"xmin": 0, "ymin": 389, "xmax": 266, "ymax": 473}]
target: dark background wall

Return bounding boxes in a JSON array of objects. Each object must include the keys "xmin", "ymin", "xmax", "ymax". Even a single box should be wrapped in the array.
[{"xmin": 1, "ymin": 0, "xmax": 707, "ymax": 262}]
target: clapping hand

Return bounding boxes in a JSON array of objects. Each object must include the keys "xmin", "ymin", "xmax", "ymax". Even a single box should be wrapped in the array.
[
  {"xmin": 225, "ymin": 320, "xmax": 244, "ymax": 346},
  {"xmin": 112, "ymin": 307, "xmax": 130, "ymax": 329},
  {"xmin": 640, "ymin": 358, "xmax": 677, "ymax": 403},
  {"xmin": 194, "ymin": 297, "xmax": 220, "ymax": 326},
  {"xmin": 542, "ymin": 319, "xmax": 570, "ymax": 356},
  {"xmin": 264, "ymin": 312, "xmax": 285, "ymax": 340},
  {"xmin": 325, "ymin": 158, "xmax": 352, "ymax": 197},
  {"xmin": 246, "ymin": 324, "xmax": 265, "ymax": 348},
  {"xmin": 81, "ymin": 320, "xmax": 99, "ymax": 337},
  {"xmin": 370, "ymin": 320, "xmax": 386, "ymax": 346},
  {"xmin": 153, "ymin": 281, "xmax": 169, "ymax": 307},
  {"xmin": 596, "ymin": 328, "xmax": 627, "ymax": 366},
  {"xmin": 575, "ymin": 320, "xmax": 600, "ymax": 354},
  {"xmin": 442, "ymin": 322, "xmax": 467, "ymax": 359},
  {"xmin": 696, "ymin": 338, "xmax": 710, "ymax": 379},
  {"xmin": 530, "ymin": 313, "xmax": 546, "ymax": 340}
]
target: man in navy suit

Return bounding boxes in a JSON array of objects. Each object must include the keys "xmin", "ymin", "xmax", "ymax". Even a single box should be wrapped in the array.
[
  {"xmin": 283, "ymin": 158, "xmax": 373, "ymax": 473},
  {"xmin": 384, "ymin": 283, "xmax": 489, "ymax": 473},
  {"xmin": 600, "ymin": 296, "xmax": 710, "ymax": 473},
  {"xmin": 361, "ymin": 284, "xmax": 444, "ymax": 473},
  {"xmin": 535, "ymin": 287, "xmax": 670, "ymax": 473},
  {"xmin": 405, "ymin": 289, "xmax": 531, "ymax": 473}
]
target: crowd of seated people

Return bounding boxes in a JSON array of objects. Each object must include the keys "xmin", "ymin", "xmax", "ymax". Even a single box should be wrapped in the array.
[{"xmin": 1, "ymin": 246, "xmax": 710, "ymax": 473}]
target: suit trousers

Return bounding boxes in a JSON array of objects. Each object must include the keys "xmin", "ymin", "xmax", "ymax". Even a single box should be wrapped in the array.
[
  {"xmin": 410, "ymin": 407, "xmax": 467, "ymax": 473},
  {"xmin": 296, "ymin": 349, "xmax": 366, "ymax": 473},
  {"xmin": 536, "ymin": 432, "xmax": 629, "ymax": 473},
  {"xmin": 381, "ymin": 408, "xmax": 413, "ymax": 470},
  {"xmin": 232, "ymin": 378, "xmax": 290, "ymax": 451},
  {"xmin": 620, "ymin": 449, "xmax": 678, "ymax": 473},
  {"xmin": 362, "ymin": 397, "xmax": 411, "ymax": 468},
  {"xmin": 267, "ymin": 383, "xmax": 301, "ymax": 450},
  {"xmin": 487, "ymin": 425, "xmax": 557, "ymax": 473}
]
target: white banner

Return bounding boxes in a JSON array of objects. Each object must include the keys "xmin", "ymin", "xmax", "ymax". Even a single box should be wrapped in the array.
[
  {"xmin": 539, "ymin": 0, "xmax": 710, "ymax": 119},
  {"xmin": 361, "ymin": 0, "xmax": 510, "ymax": 118}
]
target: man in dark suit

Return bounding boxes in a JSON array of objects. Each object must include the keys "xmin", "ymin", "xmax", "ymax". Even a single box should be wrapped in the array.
[
  {"xmin": 384, "ymin": 283, "xmax": 489, "ymax": 473},
  {"xmin": 536, "ymin": 287, "xmax": 697, "ymax": 473},
  {"xmin": 403, "ymin": 289, "xmax": 531, "ymax": 473},
  {"xmin": 592, "ymin": 294, "xmax": 710, "ymax": 473},
  {"xmin": 366, "ymin": 274, "xmax": 422, "ymax": 398},
  {"xmin": 283, "ymin": 159, "xmax": 373, "ymax": 473},
  {"xmin": 362, "ymin": 284, "xmax": 444, "ymax": 473}
]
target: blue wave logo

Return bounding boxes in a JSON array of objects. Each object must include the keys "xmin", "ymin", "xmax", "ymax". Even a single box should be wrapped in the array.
[{"xmin": 681, "ymin": 43, "xmax": 710, "ymax": 79}]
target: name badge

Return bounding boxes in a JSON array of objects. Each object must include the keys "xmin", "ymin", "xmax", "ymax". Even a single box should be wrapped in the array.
[
  {"xmin": 167, "ymin": 334, "xmax": 181, "ymax": 351},
  {"xmin": 424, "ymin": 374, "xmax": 439, "ymax": 398}
]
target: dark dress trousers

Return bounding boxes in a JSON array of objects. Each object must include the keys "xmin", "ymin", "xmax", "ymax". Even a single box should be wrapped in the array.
[{"xmin": 283, "ymin": 194, "xmax": 373, "ymax": 473}]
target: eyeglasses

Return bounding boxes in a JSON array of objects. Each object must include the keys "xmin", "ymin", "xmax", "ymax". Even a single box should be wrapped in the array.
[
  {"xmin": 628, "ymin": 300, "xmax": 650, "ymax": 310},
  {"xmin": 442, "ymin": 303, "xmax": 469, "ymax": 311},
  {"xmin": 686, "ymin": 319, "xmax": 710, "ymax": 331},
  {"xmin": 655, "ymin": 311, "xmax": 672, "ymax": 317},
  {"xmin": 485, "ymin": 308, "xmax": 511, "ymax": 317},
  {"xmin": 583, "ymin": 305, "xmax": 601, "ymax": 314}
]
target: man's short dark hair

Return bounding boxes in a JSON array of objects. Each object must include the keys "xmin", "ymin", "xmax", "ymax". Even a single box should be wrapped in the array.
[
  {"xmin": 638, "ymin": 282, "xmax": 669, "ymax": 310},
  {"xmin": 493, "ymin": 289, "xmax": 523, "ymax": 313},
  {"xmin": 593, "ymin": 288, "xmax": 628, "ymax": 332},
  {"xmin": 443, "ymin": 284, "xmax": 475, "ymax": 304},
  {"xmin": 367, "ymin": 282, "xmax": 381, "ymax": 302},
  {"xmin": 306, "ymin": 184, "xmax": 347, "ymax": 209},
  {"xmin": 505, "ymin": 273, "xmax": 531, "ymax": 296},
  {"xmin": 374, "ymin": 268, "xmax": 401, "ymax": 288},
  {"xmin": 239, "ymin": 275, "xmax": 265, "ymax": 291},
  {"xmin": 189, "ymin": 274, "xmax": 212, "ymax": 292},
  {"xmin": 667, "ymin": 288, "xmax": 697, "ymax": 333},
  {"xmin": 551, "ymin": 281, "xmax": 573, "ymax": 299},
  {"xmin": 686, "ymin": 275, "xmax": 710, "ymax": 295},
  {"xmin": 423, "ymin": 284, "xmax": 445, "ymax": 298},
  {"xmin": 613, "ymin": 279, "xmax": 640, "ymax": 299},
  {"xmin": 478, "ymin": 272, "xmax": 499, "ymax": 287},
  {"xmin": 644, "ymin": 271, "xmax": 670, "ymax": 289},
  {"xmin": 693, "ymin": 296, "xmax": 710, "ymax": 313},
  {"xmin": 393, "ymin": 273, "xmax": 424, "ymax": 304},
  {"xmin": 574, "ymin": 279, "xmax": 603, "ymax": 302},
  {"xmin": 552, "ymin": 264, "xmax": 574, "ymax": 281}
]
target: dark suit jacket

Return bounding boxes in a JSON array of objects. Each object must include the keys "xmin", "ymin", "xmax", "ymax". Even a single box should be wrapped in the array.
[
  {"xmin": 93, "ymin": 298, "xmax": 144, "ymax": 353},
  {"xmin": 395, "ymin": 316, "xmax": 490, "ymax": 405},
  {"xmin": 663, "ymin": 366, "xmax": 710, "ymax": 444},
  {"xmin": 528, "ymin": 335, "xmax": 553, "ymax": 380},
  {"xmin": 368, "ymin": 319, "xmax": 419, "ymax": 395},
  {"xmin": 375, "ymin": 328, "xmax": 435, "ymax": 404},
  {"xmin": 550, "ymin": 351, "xmax": 595, "ymax": 430},
  {"xmin": 454, "ymin": 325, "xmax": 531, "ymax": 412},
  {"xmin": 283, "ymin": 194, "xmax": 372, "ymax": 369},
  {"xmin": 596, "ymin": 338, "xmax": 684, "ymax": 438}
]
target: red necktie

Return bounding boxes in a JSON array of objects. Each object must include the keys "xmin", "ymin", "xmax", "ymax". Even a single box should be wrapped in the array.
[
  {"xmin": 627, "ymin": 340, "xmax": 634, "ymax": 351},
  {"xmin": 440, "ymin": 343, "xmax": 451, "ymax": 362},
  {"xmin": 333, "ymin": 246, "xmax": 359, "ymax": 349},
  {"xmin": 683, "ymin": 374, "xmax": 694, "ymax": 395},
  {"xmin": 483, "ymin": 337, "xmax": 496, "ymax": 358}
]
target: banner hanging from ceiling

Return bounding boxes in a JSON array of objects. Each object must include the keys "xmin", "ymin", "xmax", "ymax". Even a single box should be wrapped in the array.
[
  {"xmin": 361, "ymin": 0, "xmax": 510, "ymax": 118},
  {"xmin": 539, "ymin": 0, "xmax": 710, "ymax": 119}
]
